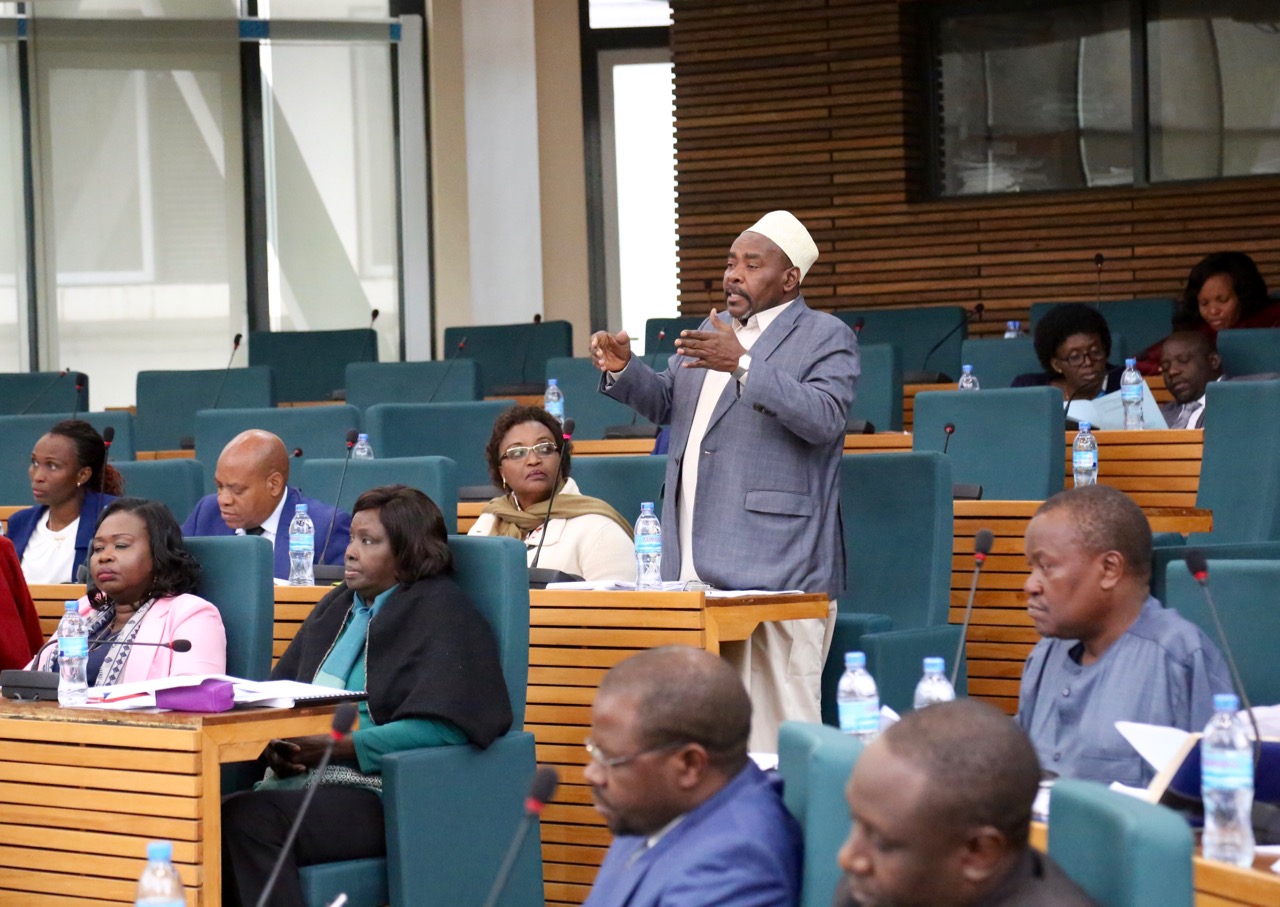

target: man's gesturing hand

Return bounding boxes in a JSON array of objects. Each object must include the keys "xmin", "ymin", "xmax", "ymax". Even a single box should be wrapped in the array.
[
  {"xmin": 673, "ymin": 309, "xmax": 745, "ymax": 373},
  {"xmin": 590, "ymin": 330, "xmax": 632, "ymax": 372}
]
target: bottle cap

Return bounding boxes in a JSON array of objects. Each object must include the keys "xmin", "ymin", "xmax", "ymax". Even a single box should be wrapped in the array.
[
  {"xmin": 548, "ymin": 378, "xmax": 558, "ymax": 386},
  {"xmin": 146, "ymin": 840, "xmax": 173, "ymax": 862},
  {"xmin": 923, "ymin": 656, "xmax": 945, "ymax": 673},
  {"xmin": 640, "ymin": 501, "xmax": 654, "ymax": 512},
  {"xmin": 1079, "ymin": 421, "xmax": 1091, "ymax": 431},
  {"xmin": 63, "ymin": 600, "xmax": 77, "ymax": 613},
  {"xmin": 1125, "ymin": 358, "xmax": 1136, "ymax": 368},
  {"xmin": 961, "ymin": 364, "xmax": 972, "ymax": 373},
  {"xmin": 296, "ymin": 503, "xmax": 307, "ymax": 513},
  {"xmin": 844, "ymin": 651, "xmax": 866, "ymax": 669},
  {"xmin": 358, "ymin": 433, "xmax": 368, "ymax": 441},
  {"xmin": 1213, "ymin": 692, "xmax": 1240, "ymax": 712}
]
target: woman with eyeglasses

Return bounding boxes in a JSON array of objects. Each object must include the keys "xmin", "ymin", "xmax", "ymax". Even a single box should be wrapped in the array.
[
  {"xmin": 469, "ymin": 405, "xmax": 634, "ymax": 582},
  {"xmin": 1012, "ymin": 303, "xmax": 1125, "ymax": 401}
]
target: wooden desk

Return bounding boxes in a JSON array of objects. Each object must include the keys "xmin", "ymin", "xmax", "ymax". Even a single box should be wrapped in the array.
[
  {"xmin": 951, "ymin": 502, "xmax": 1212, "ymax": 714},
  {"xmin": 0, "ymin": 699, "xmax": 333, "ymax": 905}
]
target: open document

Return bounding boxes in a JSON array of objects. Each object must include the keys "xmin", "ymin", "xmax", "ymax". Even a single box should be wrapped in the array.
[{"xmin": 81, "ymin": 675, "xmax": 366, "ymax": 711}]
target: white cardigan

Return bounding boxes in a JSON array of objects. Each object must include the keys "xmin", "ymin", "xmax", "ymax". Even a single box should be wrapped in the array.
[{"xmin": 467, "ymin": 478, "xmax": 635, "ymax": 583}]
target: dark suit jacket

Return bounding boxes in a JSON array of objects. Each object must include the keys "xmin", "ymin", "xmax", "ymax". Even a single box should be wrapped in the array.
[
  {"xmin": 7, "ymin": 490, "xmax": 116, "ymax": 583},
  {"xmin": 182, "ymin": 486, "xmax": 350, "ymax": 580}
]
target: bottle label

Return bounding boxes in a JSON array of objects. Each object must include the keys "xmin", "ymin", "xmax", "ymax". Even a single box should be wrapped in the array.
[
  {"xmin": 1072, "ymin": 450, "xmax": 1096, "ymax": 470},
  {"xmin": 1202, "ymin": 747, "xmax": 1253, "ymax": 790},
  {"xmin": 838, "ymin": 698, "xmax": 880, "ymax": 735},
  {"xmin": 59, "ymin": 636, "xmax": 88, "ymax": 659},
  {"xmin": 635, "ymin": 536, "xmax": 662, "ymax": 554},
  {"xmin": 1121, "ymin": 385, "xmax": 1142, "ymax": 403},
  {"xmin": 289, "ymin": 533, "xmax": 314, "ymax": 552}
]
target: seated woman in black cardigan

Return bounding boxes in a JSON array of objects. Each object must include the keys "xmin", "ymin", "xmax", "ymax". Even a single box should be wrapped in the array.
[
  {"xmin": 1012, "ymin": 302, "xmax": 1124, "ymax": 404},
  {"xmin": 221, "ymin": 484, "xmax": 512, "ymax": 907}
]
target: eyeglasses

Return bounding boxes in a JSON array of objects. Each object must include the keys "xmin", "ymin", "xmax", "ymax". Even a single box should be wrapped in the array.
[
  {"xmin": 584, "ymin": 738, "xmax": 689, "ymax": 770},
  {"xmin": 1057, "ymin": 347, "xmax": 1107, "ymax": 367},
  {"xmin": 501, "ymin": 441, "xmax": 559, "ymax": 462}
]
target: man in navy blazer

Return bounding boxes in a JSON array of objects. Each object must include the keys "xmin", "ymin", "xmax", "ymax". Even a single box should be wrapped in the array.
[
  {"xmin": 182, "ymin": 429, "xmax": 350, "ymax": 580},
  {"xmin": 582, "ymin": 646, "xmax": 802, "ymax": 907},
  {"xmin": 593, "ymin": 211, "xmax": 858, "ymax": 750}
]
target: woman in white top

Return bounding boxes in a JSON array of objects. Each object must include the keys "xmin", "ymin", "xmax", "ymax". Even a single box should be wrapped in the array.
[
  {"xmin": 468, "ymin": 405, "xmax": 634, "ymax": 582},
  {"xmin": 8, "ymin": 420, "xmax": 123, "ymax": 584}
]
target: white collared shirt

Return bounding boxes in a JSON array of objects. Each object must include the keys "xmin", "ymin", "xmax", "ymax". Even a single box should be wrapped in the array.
[{"xmin": 236, "ymin": 491, "xmax": 288, "ymax": 545}]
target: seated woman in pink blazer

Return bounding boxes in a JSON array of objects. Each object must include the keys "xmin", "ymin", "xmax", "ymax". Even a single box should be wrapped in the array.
[{"xmin": 30, "ymin": 497, "xmax": 226, "ymax": 685}]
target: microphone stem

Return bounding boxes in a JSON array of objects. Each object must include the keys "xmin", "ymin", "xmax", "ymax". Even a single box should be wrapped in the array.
[
  {"xmin": 480, "ymin": 816, "xmax": 535, "ymax": 907},
  {"xmin": 1199, "ymin": 581, "xmax": 1262, "ymax": 765},
  {"xmin": 951, "ymin": 562, "xmax": 983, "ymax": 689},
  {"xmin": 255, "ymin": 737, "xmax": 341, "ymax": 907}
]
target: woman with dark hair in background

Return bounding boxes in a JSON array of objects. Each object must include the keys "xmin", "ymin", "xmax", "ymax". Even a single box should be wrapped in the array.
[
  {"xmin": 1012, "ymin": 302, "xmax": 1125, "ymax": 401},
  {"xmin": 28, "ymin": 497, "xmax": 225, "ymax": 683},
  {"xmin": 8, "ymin": 419, "xmax": 124, "ymax": 583},
  {"xmin": 222, "ymin": 484, "xmax": 512, "ymax": 907}
]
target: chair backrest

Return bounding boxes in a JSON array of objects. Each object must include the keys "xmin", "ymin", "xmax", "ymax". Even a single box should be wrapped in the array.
[
  {"xmin": 0, "ymin": 412, "xmax": 135, "ymax": 504},
  {"xmin": 184, "ymin": 535, "xmax": 275, "ymax": 681},
  {"xmin": 835, "ymin": 306, "xmax": 967, "ymax": 381},
  {"xmin": 960, "ymin": 336, "xmax": 1042, "ymax": 389},
  {"xmin": 0, "ymin": 370, "xmax": 90, "ymax": 416},
  {"xmin": 840, "ymin": 452, "xmax": 953, "ymax": 628},
  {"xmin": 568, "ymin": 455, "xmax": 666, "ymax": 525},
  {"xmin": 848, "ymin": 343, "xmax": 901, "ymax": 432},
  {"xmin": 447, "ymin": 535, "xmax": 530, "ymax": 726},
  {"xmin": 1164, "ymin": 559, "xmax": 1280, "ymax": 705},
  {"xmin": 248, "ymin": 328, "xmax": 377, "ymax": 403},
  {"xmin": 113, "ymin": 459, "xmax": 205, "ymax": 524},
  {"xmin": 135, "ymin": 366, "xmax": 274, "ymax": 451},
  {"xmin": 1216, "ymin": 328, "xmax": 1280, "ymax": 376},
  {"xmin": 644, "ymin": 316, "xmax": 703, "ymax": 353},
  {"xmin": 544, "ymin": 357, "xmax": 655, "ymax": 441},
  {"xmin": 1194, "ymin": 380, "xmax": 1280, "ymax": 543},
  {"xmin": 1048, "ymin": 778, "xmax": 1194, "ymax": 907},
  {"xmin": 296, "ymin": 456, "xmax": 460, "ymax": 534},
  {"xmin": 344, "ymin": 359, "xmax": 481, "ymax": 412},
  {"xmin": 193, "ymin": 405, "xmax": 362, "ymax": 492},
  {"xmin": 442, "ymin": 321, "xmax": 573, "ymax": 396},
  {"xmin": 778, "ymin": 721, "xmax": 863, "ymax": 907},
  {"xmin": 364, "ymin": 401, "xmax": 511, "ymax": 488},
  {"xmin": 912, "ymin": 387, "xmax": 1064, "ymax": 500}
]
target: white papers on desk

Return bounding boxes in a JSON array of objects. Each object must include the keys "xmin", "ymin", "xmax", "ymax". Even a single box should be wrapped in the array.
[
  {"xmin": 1066, "ymin": 383, "xmax": 1167, "ymax": 430},
  {"xmin": 543, "ymin": 580, "xmax": 804, "ymax": 596},
  {"xmin": 81, "ymin": 675, "xmax": 364, "ymax": 711}
]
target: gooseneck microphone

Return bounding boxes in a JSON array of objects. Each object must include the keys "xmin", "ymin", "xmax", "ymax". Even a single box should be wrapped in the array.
[
  {"xmin": 102, "ymin": 426, "xmax": 115, "ymax": 460},
  {"xmin": 1094, "ymin": 253, "xmax": 1105, "ymax": 306},
  {"xmin": 1184, "ymin": 551, "xmax": 1261, "ymax": 763},
  {"xmin": 426, "ymin": 336, "xmax": 468, "ymax": 404},
  {"xmin": 210, "ymin": 333, "xmax": 244, "ymax": 411},
  {"xmin": 951, "ymin": 529, "xmax": 994, "ymax": 688},
  {"xmin": 853, "ymin": 316, "xmax": 865, "ymax": 335},
  {"xmin": 19, "ymin": 369, "xmax": 70, "ymax": 415},
  {"xmin": 312, "ymin": 429, "xmax": 360, "ymax": 583},
  {"xmin": 481, "ymin": 767, "xmax": 560, "ymax": 907},
  {"xmin": 942, "ymin": 422, "xmax": 956, "ymax": 455},
  {"xmin": 3, "ymin": 637, "xmax": 195, "ymax": 700},
  {"xmin": 292, "ymin": 447, "xmax": 304, "ymax": 459},
  {"xmin": 70, "ymin": 373, "xmax": 87, "ymax": 420},
  {"xmin": 908, "ymin": 303, "xmax": 984, "ymax": 384},
  {"xmin": 528, "ymin": 419, "xmax": 583, "ymax": 588}
]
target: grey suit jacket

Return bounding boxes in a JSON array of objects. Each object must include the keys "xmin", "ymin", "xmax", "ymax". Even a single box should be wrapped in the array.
[
  {"xmin": 1160, "ymin": 373, "xmax": 1280, "ymax": 426},
  {"xmin": 603, "ymin": 298, "xmax": 858, "ymax": 597}
]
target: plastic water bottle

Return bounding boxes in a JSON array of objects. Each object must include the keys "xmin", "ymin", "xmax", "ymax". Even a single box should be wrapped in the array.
[
  {"xmin": 1120, "ymin": 358, "xmax": 1144, "ymax": 431},
  {"xmin": 1202, "ymin": 693, "xmax": 1255, "ymax": 866},
  {"xmin": 352, "ymin": 433, "xmax": 375, "ymax": 460},
  {"xmin": 56, "ymin": 600, "xmax": 88, "ymax": 707},
  {"xmin": 1003, "ymin": 321, "xmax": 1020, "ymax": 339},
  {"xmin": 1072, "ymin": 421, "xmax": 1098, "ymax": 487},
  {"xmin": 544, "ymin": 378, "xmax": 565, "ymax": 425},
  {"xmin": 288, "ymin": 503, "xmax": 315, "ymax": 586},
  {"xmin": 634, "ymin": 502, "xmax": 662, "ymax": 590},
  {"xmin": 913, "ymin": 657, "xmax": 956, "ymax": 710},
  {"xmin": 134, "ymin": 840, "xmax": 185, "ymax": 906},
  {"xmin": 957, "ymin": 364, "xmax": 979, "ymax": 391},
  {"xmin": 837, "ymin": 651, "xmax": 880, "ymax": 742}
]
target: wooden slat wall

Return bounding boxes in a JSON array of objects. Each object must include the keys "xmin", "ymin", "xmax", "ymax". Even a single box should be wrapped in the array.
[{"xmin": 670, "ymin": 0, "xmax": 1280, "ymax": 336}]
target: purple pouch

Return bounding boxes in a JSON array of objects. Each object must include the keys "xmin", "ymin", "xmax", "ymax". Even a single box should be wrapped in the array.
[{"xmin": 155, "ymin": 678, "xmax": 235, "ymax": 712}]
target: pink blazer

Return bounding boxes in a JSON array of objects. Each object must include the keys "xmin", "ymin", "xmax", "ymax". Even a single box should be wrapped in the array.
[{"xmin": 31, "ymin": 593, "xmax": 227, "ymax": 683}]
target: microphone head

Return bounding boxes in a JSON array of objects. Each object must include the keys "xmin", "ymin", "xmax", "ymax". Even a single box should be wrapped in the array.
[
  {"xmin": 972, "ymin": 303, "xmax": 984, "ymax": 319},
  {"xmin": 102, "ymin": 426, "xmax": 115, "ymax": 446},
  {"xmin": 457, "ymin": 336, "xmax": 467, "ymax": 351},
  {"xmin": 562, "ymin": 418, "xmax": 576, "ymax": 440},
  {"xmin": 1184, "ymin": 549, "xmax": 1209, "ymax": 582},
  {"xmin": 528, "ymin": 765, "xmax": 559, "ymax": 809},
  {"xmin": 345, "ymin": 428, "xmax": 359, "ymax": 448},
  {"xmin": 657, "ymin": 330, "xmax": 665, "ymax": 341},
  {"xmin": 1094, "ymin": 252, "xmax": 1105, "ymax": 268},
  {"xmin": 233, "ymin": 332, "xmax": 243, "ymax": 347},
  {"xmin": 170, "ymin": 639, "xmax": 193, "ymax": 653},
  {"xmin": 370, "ymin": 308, "xmax": 380, "ymax": 324},
  {"xmin": 332, "ymin": 701, "xmax": 359, "ymax": 736},
  {"xmin": 943, "ymin": 422, "xmax": 956, "ymax": 435},
  {"xmin": 74, "ymin": 372, "xmax": 85, "ymax": 390},
  {"xmin": 292, "ymin": 447, "xmax": 304, "ymax": 458},
  {"xmin": 853, "ymin": 317, "xmax": 865, "ymax": 332},
  {"xmin": 974, "ymin": 528, "xmax": 995, "ymax": 556}
]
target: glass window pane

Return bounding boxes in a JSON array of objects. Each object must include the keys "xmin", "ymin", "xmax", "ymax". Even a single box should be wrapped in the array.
[
  {"xmin": 258, "ymin": 0, "xmax": 390, "ymax": 18},
  {"xmin": 0, "ymin": 32, "xmax": 25, "ymax": 371},
  {"xmin": 933, "ymin": 3, "xmax": 1132, "ymax": 195},
  {"xmin": 590, "ymin": 0, "xmax": 671, "ymax": 30}
]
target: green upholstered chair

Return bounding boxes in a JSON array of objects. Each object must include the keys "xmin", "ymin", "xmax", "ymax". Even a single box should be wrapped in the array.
[
  {"xmin": 835, "ymin": 306, "xmax": 968, "ymax": 383},
  {"xmin": 0, "ymin": 370, "xmax": 90, "ymax": 415},
  {"xmin": 364, "ymin": 401, "xmax": 511, "ymax": 489},
  {"xmin": 569, "ymin": 455, "xmax": 667, "ymax": 524},
  {"xmin": 912, "ymin": 387, "xmax": 1064, "ymax": 500},
  {"xmin": 644, "ymin": 316, "xmax": 703, "ymax": 355},
  {"xmin": 297, "ymin": 535, "xmax": 541, "ymax": 907},
  {"xmin": 1030, "ymin": 297, "xmax": 1174, "ymax": 358},
  {"xmin": 193, "ymin": 405, "xmax": 361, "ymax": 492},
  {"xmin": 1048, "ymin": 779, "xmax": 1193, "ymax": 907},
  {"xmin": 443, "ymin": 321, "xmax": 572, "ymax": 396},
  {"xmin": 960, "ymin": 337, "xmax": 1041, "ymax": 389},
  {"xmin": 544, "ymin": 356, "xmax": 657, "ymax": 440},
  {"xmin": 183, "ymin": 535, "xmax": 274, "ymax": 681},
  {"xmin": 295, "ymin": 456, "xmax": 460, "ymax": 534},
  {"xmin": 135, "ymin": 366, "xmax": 274, "ymax": 451},
  {"xmin": 344, "ymin": 359, "xmax": 482, "ymax": 411},
  {"xmin": 249, "ymin": 328, "xmax": 377, "ymax": 403},
  {"xmin": 823, "ymin": 452, "xmax": 961, "ymax": 717},
  {"xmin": 0, "ymin": 412, "xmax": 136, "ymax": 504},
  {"xmin": 1217, "ymin": 328, "xmax": 1280, "ymax": 376},
  {"xmin": 778, "ymin": 721, "xmax": 864, "ymax": 907},
  {"xmin": 114, "ymin": 459, "xmax": 205, "ymax": 524},
  {"xmin": 1164, "ymin": 559, "xmax": 1280, "ymax": 705},
  {"xmin": 848, "ymin": 343, "xmax": 901, "ymax": 432}
]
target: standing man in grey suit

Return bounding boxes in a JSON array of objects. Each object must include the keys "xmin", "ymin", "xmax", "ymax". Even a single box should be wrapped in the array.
[{"xmin": 590, "ymin": 211, "xmax": 859, "ymax": 750}]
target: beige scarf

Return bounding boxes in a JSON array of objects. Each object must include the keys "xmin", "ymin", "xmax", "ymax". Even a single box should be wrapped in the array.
[{"xmin": 481, "ymin": 481, "xmax": 633, "ymax": 540}]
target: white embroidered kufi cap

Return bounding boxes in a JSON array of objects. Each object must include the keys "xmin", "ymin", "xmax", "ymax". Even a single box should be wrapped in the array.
[{"xmin": 744, "ymin": 210, "xmax": 819, "ymax": 282}]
